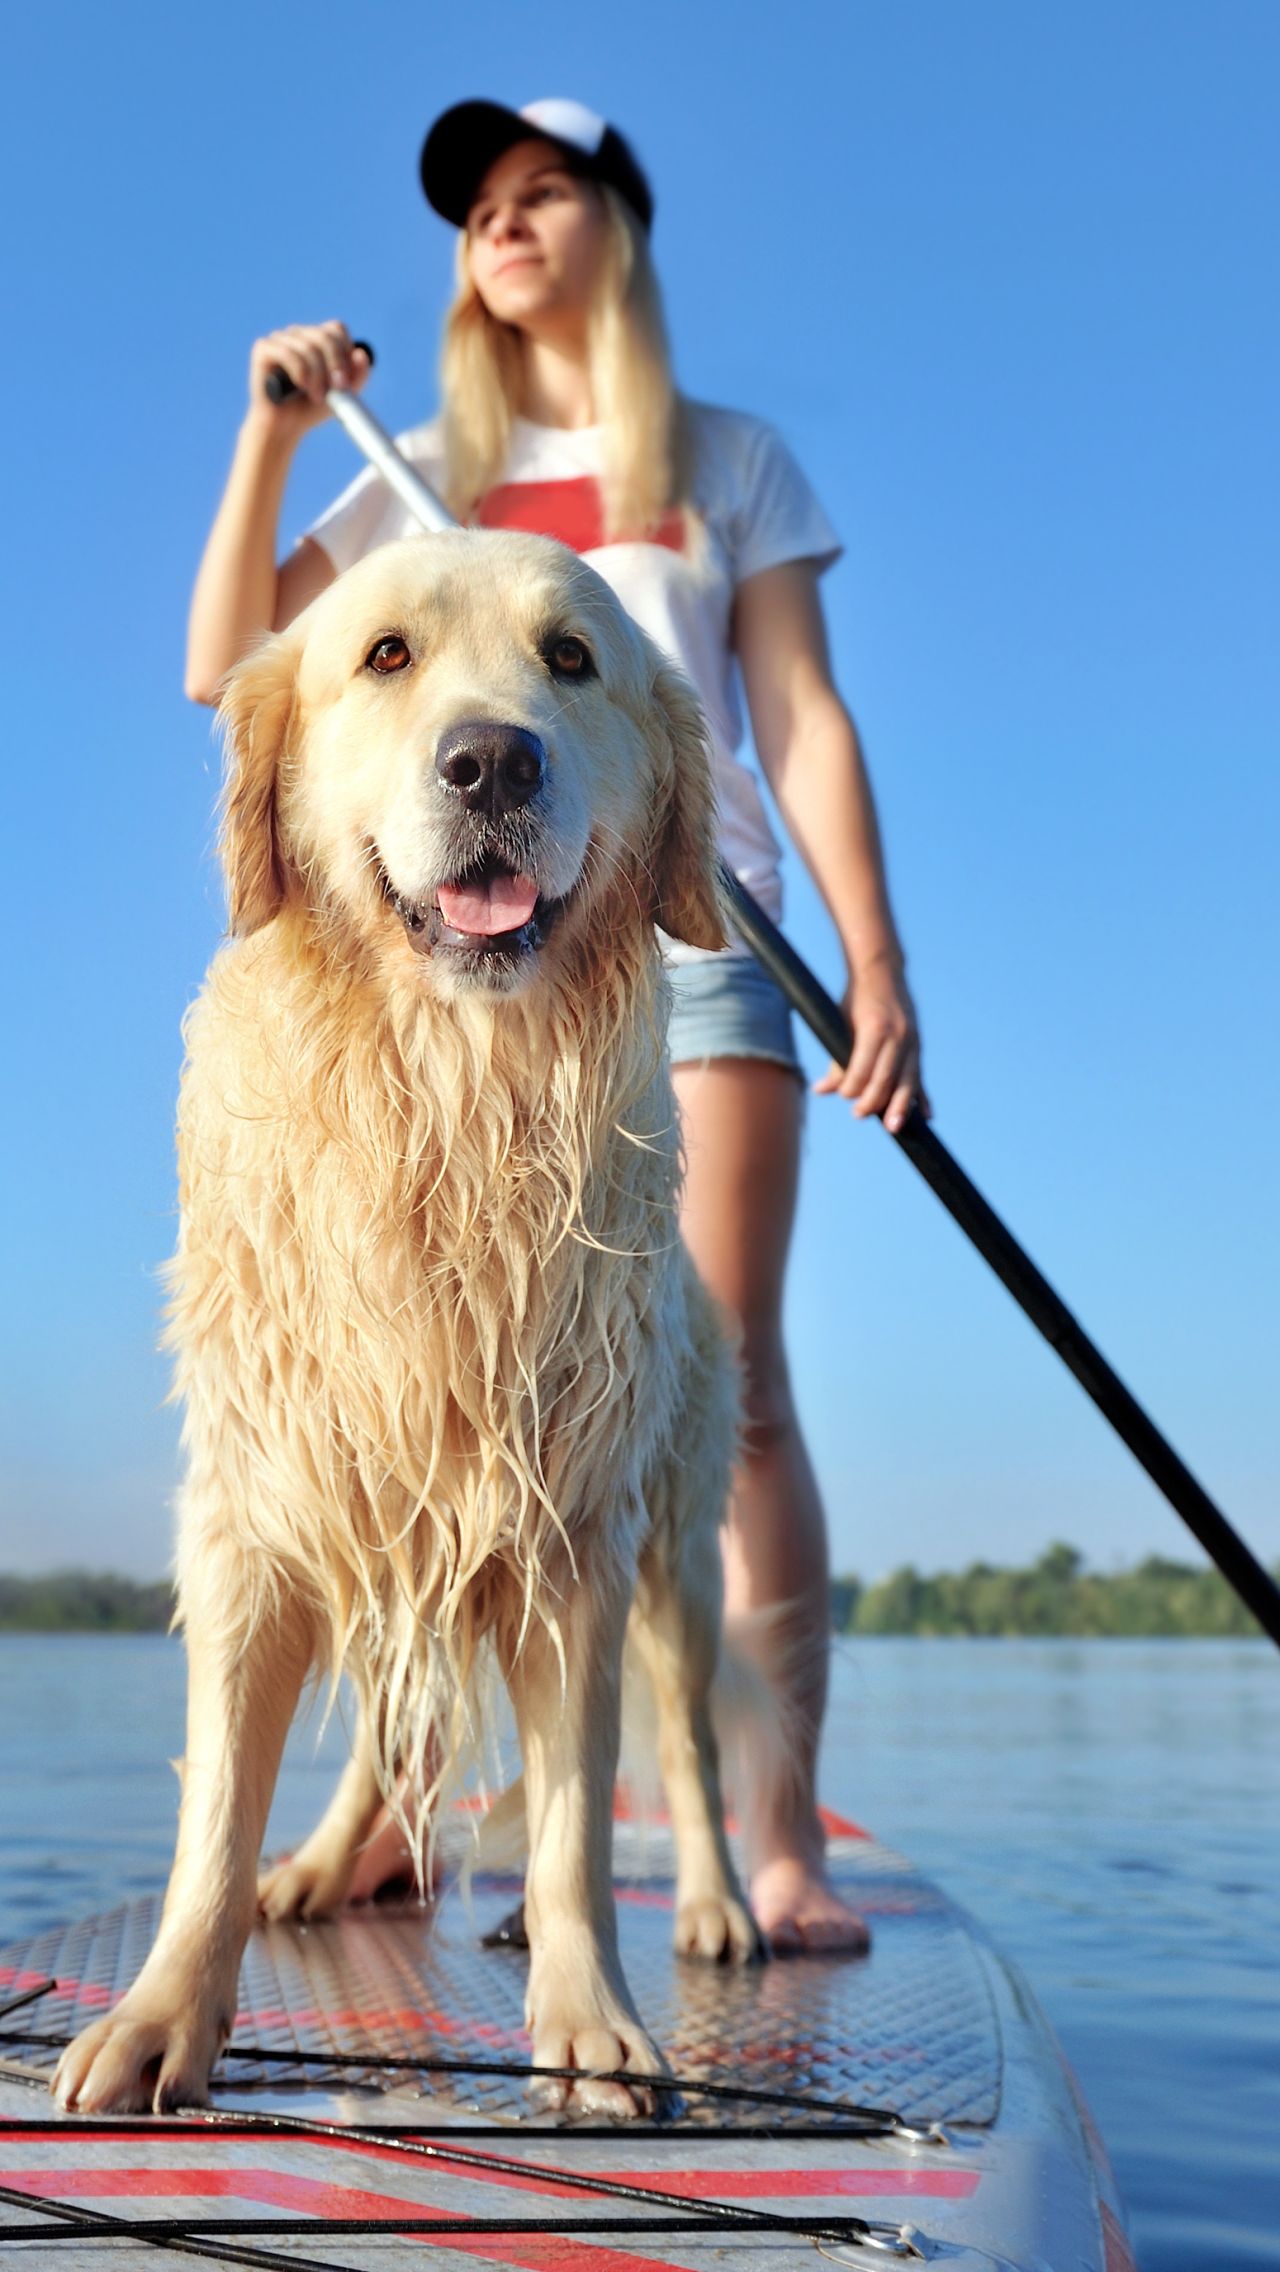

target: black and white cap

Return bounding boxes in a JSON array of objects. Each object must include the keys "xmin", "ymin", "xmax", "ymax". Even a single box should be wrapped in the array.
[{"xmin": 420, "ymin": 98, "xmax": 654, "ymax": 233}]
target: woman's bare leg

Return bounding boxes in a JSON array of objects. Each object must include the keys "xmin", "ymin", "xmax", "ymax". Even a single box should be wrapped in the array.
[
  {"xmin": 258, "ymin": 1710, "xmax": 441, "ymax": 1914},
  {"xmin": 345, "ymin": 1797, "xmax": 421, "ymax": 1901},
  {"xmin": 345, "ymin": 1750, "xmax": 440, "ymax": 1902},
  {"xmin": 672, "ymin": 1056, "xmax": 868, "ymax": 1953}
]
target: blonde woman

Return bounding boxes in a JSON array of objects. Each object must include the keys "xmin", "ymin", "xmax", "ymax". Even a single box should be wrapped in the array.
[{"xmin": 186, "ymin": 98, "xmax": 926, "ymax": 1952}]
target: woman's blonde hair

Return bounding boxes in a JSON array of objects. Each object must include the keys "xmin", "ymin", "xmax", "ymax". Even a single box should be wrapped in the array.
[{"xmin": 438, "ymin": 185, "xmax": 692, "ymax": 541}]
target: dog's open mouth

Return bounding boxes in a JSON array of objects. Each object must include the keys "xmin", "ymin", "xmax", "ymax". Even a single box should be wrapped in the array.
[
  {"xmin": 437, "ymin": 865, "xmax": 539, "ymax": 941},
  {"xmin": 381, "ymin": 854, "xmax": 563, "ymax": 965}
]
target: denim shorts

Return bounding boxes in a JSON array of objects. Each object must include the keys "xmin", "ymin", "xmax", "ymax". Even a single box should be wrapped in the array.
[{"xmin": 666, "ymin": 952, "xmax": 803, "ymax": 1077}]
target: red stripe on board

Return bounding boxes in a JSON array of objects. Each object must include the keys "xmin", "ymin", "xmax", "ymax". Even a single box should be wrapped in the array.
[
  {"xmin": 0, "ymin": 2162, "xmax": 691, "ymax": 2272},
  {"xmin": 0, "ymin": 2172, "xmax": 289, "ymax": 2200},
  {"xmin": 0, "ymin": 1973, "xmax": 116, "ymax": 2009},
  {"xmin": 448, "ymin": 1790, "xmax": 671, "ymax": 1823},
  {"xmin": 564, "ymin": 2167, "xmax": 978, "ymax": 2202},
  {"xmin": 317, "ymin": 2133, "xmax": 979, "ymax": 2203},
  {"xmin": 0, "ymin": 2156, "xmax": 981, "ymax": 2272},
  {"xmin": 1101, "ymin": 2200, "xmax": 1138, "ymax": 2272},
  {"xmin": 0, "ymin": 2166, "xmax": 703, "ymax": 2272},
  {"xmin": 817, "ymin": 1805, "xmax": 871, "ymax": 1839},
  {"xmin": 0, "ymin": 2158, "xmax": 977, "ymax": 2208},
  {"xmin": 475, "ymin": 476, "xmax": 686, "ymax": 557},
  {"xmin": 0, "ymin": 2159, "xmax": 976, "ymax": 2205}
]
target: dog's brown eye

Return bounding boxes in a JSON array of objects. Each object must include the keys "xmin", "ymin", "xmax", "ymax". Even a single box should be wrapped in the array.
[
  {"xmin": 546, "ymin": 635, "xmax": 593, "ymax": 681},
  {"xmin": 365, "ymin": 635, "xmax": 412, "ymax": 675}
]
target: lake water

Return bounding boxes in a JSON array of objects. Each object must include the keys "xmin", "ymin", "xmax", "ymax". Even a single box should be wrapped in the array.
[{"xmin": 1, "ymin": 1633, "xmax": 1276, "ymax": 2267}]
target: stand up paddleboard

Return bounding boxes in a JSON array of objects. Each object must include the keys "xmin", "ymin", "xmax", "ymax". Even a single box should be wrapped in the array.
[{"xmin": 0, "ymin": 1803, "xmax": 1133, "ymax": 2269}]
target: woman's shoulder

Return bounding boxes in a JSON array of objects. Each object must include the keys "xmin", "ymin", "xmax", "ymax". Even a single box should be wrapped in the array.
[
  {"xmin": 681, "ymin": 398, "xmax": 839, "ymax": 576},
  {"xmin": 683, "ymin": 397, "xmax": 782, "ymax": 462},
  {"xmin": 681, "ymin": 398, "xmax": 810, "ymax": 502},
  {"xmin": 683, "ymin": 399, "xmax": 821, "ymax": 517}
]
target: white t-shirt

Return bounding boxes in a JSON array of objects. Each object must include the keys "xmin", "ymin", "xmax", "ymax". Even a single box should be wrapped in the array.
[{"xmin": 303, "ymin": 401, "xmax": 840, "ymax": 961}]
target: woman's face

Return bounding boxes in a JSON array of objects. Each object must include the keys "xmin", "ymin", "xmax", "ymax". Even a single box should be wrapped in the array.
[{"xmin": 466, "ymin": 138, "xmax": 609, "ymax": 332}]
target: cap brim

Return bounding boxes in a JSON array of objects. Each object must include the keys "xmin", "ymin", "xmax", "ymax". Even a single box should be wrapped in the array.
[{"xmin": 420, "ymin": 100, "xmax": 552, "ymax": 228}]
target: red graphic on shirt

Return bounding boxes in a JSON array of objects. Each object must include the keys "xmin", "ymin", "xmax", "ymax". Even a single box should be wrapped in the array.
[{"xmin": 475, "ymin": 475, "xmax": 685, "ymax": 556}]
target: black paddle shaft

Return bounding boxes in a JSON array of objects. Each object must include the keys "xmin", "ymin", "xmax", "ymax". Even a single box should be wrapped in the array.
[{"xmin": 719, "ymin": 864, "xmax": 1280, "ymax": 1650}]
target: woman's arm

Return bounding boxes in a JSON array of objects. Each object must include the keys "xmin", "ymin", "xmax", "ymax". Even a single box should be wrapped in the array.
[
  {"xmin": 733, "ymin": 558, "xmax": 927, "ymax": 1133},
  {"xmin": 184, "ymin": 323, "xmax": 367, "ymax": 704}
]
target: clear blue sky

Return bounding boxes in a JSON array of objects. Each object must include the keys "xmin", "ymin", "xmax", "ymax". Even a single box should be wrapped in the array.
[{"xmin": 2, "ymin": 1, "xmax": 1276, "ymax": 1583}]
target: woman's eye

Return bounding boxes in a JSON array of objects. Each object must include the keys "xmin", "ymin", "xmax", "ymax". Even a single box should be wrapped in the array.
[
  {"xmin": 546, "ymin": 635, "xmax": 593, "ymax": 680},
  {"xmin": 365, "ymin": 636, "xmax": 411, "ymax": 675}
]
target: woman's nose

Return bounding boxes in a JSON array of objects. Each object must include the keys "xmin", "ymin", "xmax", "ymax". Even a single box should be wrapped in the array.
[{"xmin": 486, "ymin": 200, "xmax": 531, "ymax": 244}]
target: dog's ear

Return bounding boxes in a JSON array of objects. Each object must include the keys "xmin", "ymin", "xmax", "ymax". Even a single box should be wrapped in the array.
[
  {"xmin": 647, "ymin": 659, "xmax": 728, "ymax": 953},
  {"xmin": 217, "ymin": 631, "xmax": 299, "ymax": 936}
]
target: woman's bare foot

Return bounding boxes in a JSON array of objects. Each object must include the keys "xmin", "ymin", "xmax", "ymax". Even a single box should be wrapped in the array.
[
  {"xmin": 346, "ymin": 1792, "xmax": 434, "ymax": 1902},
  {"xmin": 751, "ymin": 1846, "xmax": 871, "ymax": 1954}
]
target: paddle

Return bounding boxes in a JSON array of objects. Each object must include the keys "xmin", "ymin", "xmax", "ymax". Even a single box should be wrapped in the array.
[{"xmin": 267, "ymin": 359, "xmax": 1280, "ymax": 1651}]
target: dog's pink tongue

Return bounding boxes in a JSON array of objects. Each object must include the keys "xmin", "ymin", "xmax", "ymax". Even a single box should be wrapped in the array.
[{"xmin": 437, "ymin": 873, "xmax": 539, "ymax": 937}]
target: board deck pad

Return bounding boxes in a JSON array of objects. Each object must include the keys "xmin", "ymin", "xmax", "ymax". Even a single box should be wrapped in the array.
[{"xmin": 0, "ymin": 1813, "xmax": 1000, "ymax": 2130}]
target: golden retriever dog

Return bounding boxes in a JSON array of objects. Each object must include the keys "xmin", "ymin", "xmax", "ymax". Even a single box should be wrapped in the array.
[{"xmin": 53, "ymin": 531, "xmax": 762, "ymax": 2121}]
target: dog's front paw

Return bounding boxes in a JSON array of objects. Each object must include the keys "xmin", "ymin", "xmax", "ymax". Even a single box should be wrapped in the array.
[
  {"xmin": 258, "ymin": 1851, "xmax": 353, "ymax": 1922},
  {"xmin": 52, "ymin": 1984, "xmax": 233, "ymax": 2115},
  {"xmin": 674, "ymin": 1889, "xmax": 767, "ymax": 1964},
  {"xmin": 528, "ymin": 2011, "xmax": 670, "ymax": 2120}
]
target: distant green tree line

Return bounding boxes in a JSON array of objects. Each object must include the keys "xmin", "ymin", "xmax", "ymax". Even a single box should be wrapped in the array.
[
  {"xmin": 0, "ymin": 1545, "xmax": 1272, "ymax": 1636},
  {"xmin": 831, "ymin": 1542, "xmax": 1271, "ymax": 1638},
  {"xmin": 0, "ymin": 1571, "xmax": 173, "ymax": 1632}
]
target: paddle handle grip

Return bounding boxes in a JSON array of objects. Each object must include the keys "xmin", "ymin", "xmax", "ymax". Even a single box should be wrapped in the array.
[
  {"xmin": 265, "ymin": 352, "xmax": 459, "ymax": 537},
  {"xmin": 264, "ymin": 340, "xmax": 376, "ymax": 405}
]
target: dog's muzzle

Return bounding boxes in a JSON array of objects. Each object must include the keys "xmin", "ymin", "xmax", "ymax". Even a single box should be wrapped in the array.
[{"xmin": 380, "ymin": 720, "xmax": 566, "ymax": 979}]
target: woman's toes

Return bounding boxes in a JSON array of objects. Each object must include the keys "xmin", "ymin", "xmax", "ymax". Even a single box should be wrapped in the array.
[{"xmin": 750, "ymin": 1856, "xmax": 872, "ymax": 1955}]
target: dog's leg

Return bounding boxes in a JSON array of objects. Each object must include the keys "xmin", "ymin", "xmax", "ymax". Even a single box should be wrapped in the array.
[
  {"xmin": 631, "ymin": 1509, "xmax": 766, "ymax": 1964},
  {"xmin": 53, "ymin": 1567, "xmax": 312, "ymax": 2114},
  {"xmin": 257, "ymin": 1702, "xmax": 385, "ymax": 1920},
  {"xmin": 503, "ymin": 1553, "xmax": 667, "ymax": 2119}
]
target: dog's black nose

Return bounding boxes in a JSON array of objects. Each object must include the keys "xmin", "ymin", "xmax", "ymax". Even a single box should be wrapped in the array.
[{"xmin": 435, "ymin": 721, "xmax": 547, "ymax": 816}]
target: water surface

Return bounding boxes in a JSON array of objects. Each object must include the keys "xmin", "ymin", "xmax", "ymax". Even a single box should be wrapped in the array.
[{"xmin": 1, "ymin": 1633, "xmax": 1275, "ymax": 2267}]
